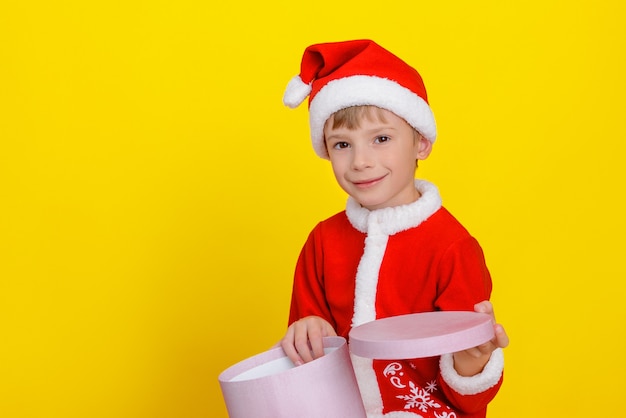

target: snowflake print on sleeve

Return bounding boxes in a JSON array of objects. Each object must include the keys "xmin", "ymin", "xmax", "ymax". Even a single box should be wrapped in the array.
[
  {"xmin": 380, "ymin": 361, "xmax": 455, "ymax": 417},
  {"xmin": 425, "ymin": 380, "xmax": 438, "ymax": 393},
  {"xmin": 397, "ymin": 381, "xmax": 441, "ymax": 412}
]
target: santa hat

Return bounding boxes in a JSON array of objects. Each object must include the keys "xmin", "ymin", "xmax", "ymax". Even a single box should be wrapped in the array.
[{"xmin": 283, "ymin": 39, "xmax": 437, "ymax": 159}]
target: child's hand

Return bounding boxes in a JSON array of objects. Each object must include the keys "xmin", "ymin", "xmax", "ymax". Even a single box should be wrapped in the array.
[
  {"xmin": 281, "ymin": 316, "xmax": 337, "ymax": 366},
  {"xmin": 452, "ymin": 301, "xmax": 509, "ymax": 377}
]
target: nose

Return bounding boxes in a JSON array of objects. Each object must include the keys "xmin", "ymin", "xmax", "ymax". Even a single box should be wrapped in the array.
[{"xmin": 351, "ymin": 145, "xmax": 374, "ymax": 171}]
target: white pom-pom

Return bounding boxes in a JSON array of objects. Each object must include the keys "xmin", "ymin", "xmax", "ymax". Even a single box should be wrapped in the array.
[{"xmin": 283, "ymin": 75, "xmax": 312, "ymax": 108}]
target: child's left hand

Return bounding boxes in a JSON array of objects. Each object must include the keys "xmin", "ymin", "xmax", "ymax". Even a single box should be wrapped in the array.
[{"xmin": 452, "ymin": 300, "xmax": 509, "ymax": 377}]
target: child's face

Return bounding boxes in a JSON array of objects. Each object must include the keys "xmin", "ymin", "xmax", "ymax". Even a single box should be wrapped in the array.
[{"xmin": 324, "ymin": 108, "xmax": 432, "ymax": 211}]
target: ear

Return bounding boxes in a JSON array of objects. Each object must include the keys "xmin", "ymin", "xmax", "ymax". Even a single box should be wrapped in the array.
[{"xmin": 415, "ymin": 135, "xmax": 433, "ymax": 160}]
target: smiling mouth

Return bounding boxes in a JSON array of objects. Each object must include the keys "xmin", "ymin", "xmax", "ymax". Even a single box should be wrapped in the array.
[{"xmin": 352, "ymin": 175, "xmax": 387, "ymax": 188}]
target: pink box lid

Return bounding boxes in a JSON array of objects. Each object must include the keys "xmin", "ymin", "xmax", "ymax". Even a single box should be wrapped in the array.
[{"xmin": 349, "ymin": 311, "xmax": 495, "ymax": 359}]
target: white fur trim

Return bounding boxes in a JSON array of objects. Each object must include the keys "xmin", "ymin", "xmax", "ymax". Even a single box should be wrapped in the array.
[
  {"xmin": 351, "ymin": 354, "xmax": 384, "ymax": 416},
  {"xmin": 346, "ymin": 180, "xmax": 442, "ymax": 236},
  {"xmin": 283, "ymin": 75, "xmax": 312, "ymax": 108},
  {"xmin": 352, "ymin": 353, "xmax": 427, "ymax": 417},
  {"xmin": 439, "ymin": 348, "xmax": 504, "ymax": 396},
  {"xmin": 309, "ymin": 75, "xmax": 437, "ymax": 159},
  {"xmin": 349, "ymin": 180, "xmax": 442, "ymax": 328},
  {"xmin": 348, "ymin": 179, "xmax": 443, "ymax": 417},
  {"xmin": 352, "ymin": 225, "xmax": 388, "ymax": 327}
]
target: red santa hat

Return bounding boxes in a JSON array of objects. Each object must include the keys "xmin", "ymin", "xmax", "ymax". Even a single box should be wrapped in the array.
[{"xmin": 283, "ymin": 39, "xmax": 437, "ymax": 159}]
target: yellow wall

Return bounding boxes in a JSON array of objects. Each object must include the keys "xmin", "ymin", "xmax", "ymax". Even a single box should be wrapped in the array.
[{"xmin": 1, "ymin": 1, "xmax": 624, "ymax": 417}]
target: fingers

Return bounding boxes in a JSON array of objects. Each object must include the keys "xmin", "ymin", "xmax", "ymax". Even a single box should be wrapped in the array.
[
  {"xmin": 280, "ymin": 326, "xmax": 304, "ymax": 366},
  {"xmin": 295, "ymin": 320, "xmax": 318, "ymax": 363},
  {"xmin": 280, "ymin": 316, "xmax": 337, "ymax": 366},
  {"xmin": 474, "ymin": 300, "xmax": 509, "ymax": 347},
  {"xmin": 308, "ymin": 325, "xmax": 326, "ymax": 360},
  {"xmin": 474, "ymin": 300, "xmax": 494, "ymax": 318},
  {"xmin": 494, "ymin": 323, "xmax": 509, "ymax": 349},
  {"xmin": 462, "ymin": 339, "xmax": 496, "ymax": 359},
  {"xmin": 464, "ymin": 301, "xmax": 509, "ymax": 356}
]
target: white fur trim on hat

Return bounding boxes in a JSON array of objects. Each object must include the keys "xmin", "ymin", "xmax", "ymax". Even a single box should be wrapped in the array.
[
  {"xmin": 309, "ymin": 75, "xmax": 437, "ymax": 159},
  {"xmin": 439, "ymin": 348, "xmax": 504, "ymax": 395},
  {"xmin": 283, "ymin": 75, "xmax": 312, "ymax": 108}
]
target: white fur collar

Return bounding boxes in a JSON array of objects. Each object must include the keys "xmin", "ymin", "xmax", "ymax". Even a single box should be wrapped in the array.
[
  {"xmin": 349, "ymin": 179, "xmax": 443, "ymax": 328},
  {"xmin": 345, "ymin": 179, "xmax": 442, "ymax": 236}
]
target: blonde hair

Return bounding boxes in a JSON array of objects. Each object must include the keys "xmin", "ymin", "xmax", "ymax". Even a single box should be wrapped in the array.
[
  {"xmin": 326, "ymin": 105, "xmax": 389, "ymax": 130},
  {"xmin": 325, "ymin": 105, "xmax": 422, "ymax": 139}
]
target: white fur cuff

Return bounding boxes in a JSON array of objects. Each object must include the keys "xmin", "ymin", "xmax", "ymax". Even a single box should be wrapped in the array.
[{"xmin": 439, "ymin": 348, "xmax": 504, "ymax": 395}]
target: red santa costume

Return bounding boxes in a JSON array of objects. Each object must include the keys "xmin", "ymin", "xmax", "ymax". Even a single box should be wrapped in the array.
[
  {"xmin": 288, "ymin": 179, "xmax": 503, "ymax": 417},
  {"xmin": 283, "ymin": 40, "xmax": 504, "ymax": 417}
]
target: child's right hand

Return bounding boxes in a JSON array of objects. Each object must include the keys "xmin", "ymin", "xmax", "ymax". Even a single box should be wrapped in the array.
[{"xmin": 280, "ymin": 316, "xmax": 337, "ymax": 366}]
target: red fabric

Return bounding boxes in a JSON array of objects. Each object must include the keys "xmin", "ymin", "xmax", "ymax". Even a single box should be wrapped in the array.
[
  {"xmin": 299, "ymin": 39, "xmax": 429, "ymax": 106},
  {"xmin": 288, "ymin": 207, "xmax": 501, "ymax": 417}
]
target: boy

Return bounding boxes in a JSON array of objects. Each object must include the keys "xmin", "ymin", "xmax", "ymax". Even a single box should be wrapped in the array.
[{"xmin": 281, "ymin": 40, "xmax": 508, "ymax": 418}]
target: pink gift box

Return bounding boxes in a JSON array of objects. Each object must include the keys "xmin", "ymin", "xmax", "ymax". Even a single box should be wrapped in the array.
[
  {"xmin": 219, "ymin": 336, "xmax": 366, "ymax": 418},
  {"xmin": 219, "ymin": 312, "xmax": 494, "ymax": 417},
  {"xmin": 349, "ymin": 311, "xmax": 495, "ymax": 359}
]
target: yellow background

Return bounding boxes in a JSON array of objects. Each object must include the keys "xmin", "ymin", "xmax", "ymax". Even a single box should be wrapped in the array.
[{"xmin": 1, "ymin": 1, "xmax": 624, "ymax": 417}]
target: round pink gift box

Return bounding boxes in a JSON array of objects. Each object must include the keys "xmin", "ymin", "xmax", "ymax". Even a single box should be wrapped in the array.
[
  {"xmin": 219, "ymin": 312, "xmax": 494, "ymax": 417},
  {"xmin": 218, "ymin": 336, "xmax": 366, "ymax": 418},
  {"xmin": 349, "ymin": 311, "xmax": 495, "ymax": 359}
]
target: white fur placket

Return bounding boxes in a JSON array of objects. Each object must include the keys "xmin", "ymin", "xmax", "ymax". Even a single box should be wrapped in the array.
[
  {"xmin": 346, "ymin": 180, "xmax": 442, "ymax": 417},
  {"xmin": 352, "ymin": 214, "xmax": 389, "ymax": 328},
  {"xmin": 347, "ymin": 179, "xmax": 443, "ymax": 329}
]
